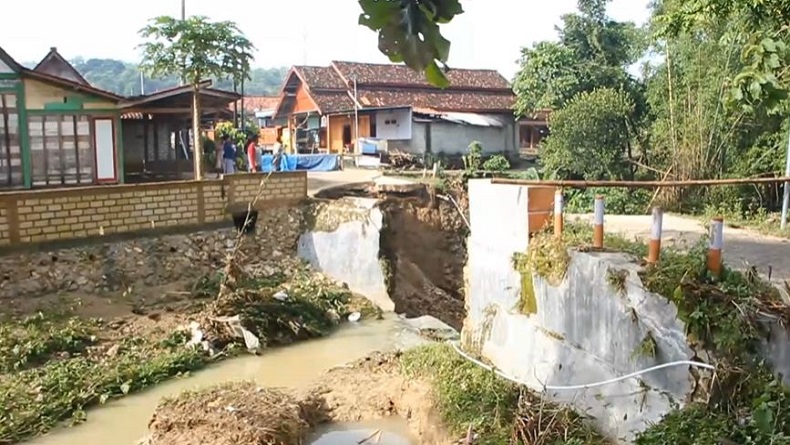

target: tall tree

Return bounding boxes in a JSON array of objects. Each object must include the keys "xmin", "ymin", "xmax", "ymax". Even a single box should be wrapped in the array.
[
  {"xmin": 512, "ymin": 0, "xmax": 645, "ymax": 117},
  {"xmin": 138, "ymin": 16, "xmax": 254, "ymax": 180},
  {"xmin": 656, "ymin": 0, "xmax": 790, "ymax": 113}
]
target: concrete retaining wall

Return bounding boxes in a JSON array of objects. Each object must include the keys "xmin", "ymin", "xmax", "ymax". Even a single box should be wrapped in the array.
[
  {"xmin": 297, "ymin": 198, "xmax": 393, "ymax": 311},
  {"xmin": 463, "ymin": 179, "xmax": 790, "ymax": 443}
]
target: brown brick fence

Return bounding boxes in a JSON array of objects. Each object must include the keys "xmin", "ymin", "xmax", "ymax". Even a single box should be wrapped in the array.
[{"xmin": 0, "ymin": 172, "xmax": 307, "ymax": 247}]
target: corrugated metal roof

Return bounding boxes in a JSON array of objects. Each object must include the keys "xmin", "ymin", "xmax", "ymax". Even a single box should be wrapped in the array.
[{"xmin": 438, "ymin": 112, "xmax": 506, "ymax": 127}]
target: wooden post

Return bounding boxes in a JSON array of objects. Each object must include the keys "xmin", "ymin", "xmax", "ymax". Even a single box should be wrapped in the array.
[
  {"xmin": 554, "ymin": 189, "xmax": 564, "ymax": 238},
  {"xmin": 647, "ymin": 207, "xmax": 663, "ymax": 264},
  {"xmin": 593, "ymin": 195, "xmax": 605, "ymax": 249},
  {"xmin": 707, "ymin": 217, "xmax": 724, "ymax": 277}
]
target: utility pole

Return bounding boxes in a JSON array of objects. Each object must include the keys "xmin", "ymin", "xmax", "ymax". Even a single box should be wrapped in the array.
[
  {"xmin": 353, "ymin": 77, "xmax": 360, "ymax": 154},
  {"xmin": 180, "ymin": 0, "xmax": 186, "ymax": 86}
]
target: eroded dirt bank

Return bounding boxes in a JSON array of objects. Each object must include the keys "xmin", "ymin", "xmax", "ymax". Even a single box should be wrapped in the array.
[
  {"xmin": 316, "ymin": 182, "xmax": 469, "ymax": 330},
  {"xmin": 141, "ymin": 352, "xmax": 451, "ymax": 445}
]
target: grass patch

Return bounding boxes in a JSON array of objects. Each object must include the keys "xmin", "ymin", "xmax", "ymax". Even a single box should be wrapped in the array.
[
  {"xmin": 400, "ymin": 343, "xmax": 606, "ymax": 445},
  {"xmin": 0, "ymin": 262, "xmax": 361, "ymax": 444},
  {"xmin": 606, "ymin": 268, "xmax": 629, "ymax": 295},
  {"xmin": 512, "ymin": 231, "xmax": 571, "ymax": 315},
  {"xmin": 632, "ymin": 332, "xmax": 657, "ymax": 360},
  {"xmin": 549, "ymin": 221, "xmax": 790, "ymax": 444},
  {"xmin": 0, "ymin": 316, "xmax": 207, "ymax": 444}
]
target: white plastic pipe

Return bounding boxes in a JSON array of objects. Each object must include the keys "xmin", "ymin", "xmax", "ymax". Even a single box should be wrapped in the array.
[{"xmin": 448, "ymin": 340, "xmax": 715, "ymax": 391}]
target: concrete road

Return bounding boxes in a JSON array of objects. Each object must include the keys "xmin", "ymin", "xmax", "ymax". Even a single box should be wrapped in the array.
[
  {"xmin": 569, "ymin": 213, "xmax": 790, "ymax": 287},
  {"xmin": 307, "ymin": 169, "xmax": 383, "ymax": 195}
]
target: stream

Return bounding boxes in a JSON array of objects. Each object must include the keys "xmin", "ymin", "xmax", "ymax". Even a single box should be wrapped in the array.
[{"xmin": 27, "ymin": 315, "xmax": 426, "ymax": 445}]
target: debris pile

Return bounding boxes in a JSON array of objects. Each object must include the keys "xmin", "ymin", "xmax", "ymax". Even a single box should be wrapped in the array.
[
  {"xmin": 187, "ymin": 258, "xmax": 379, "ymax": 354},
  {"xmin": 140, "ymin": 382, "xmax": 327, "ymax": 445}
]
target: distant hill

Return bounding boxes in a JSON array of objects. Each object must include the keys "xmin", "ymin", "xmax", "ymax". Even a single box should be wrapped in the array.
[{"xmin": 24, "ymin": 58, "xmax": 288, "ymax": 96}]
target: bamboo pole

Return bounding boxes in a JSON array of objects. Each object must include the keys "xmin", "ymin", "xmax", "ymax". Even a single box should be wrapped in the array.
[{"xmin": 491, "ymin": 176, "xmax": 790, "ymax": 188}]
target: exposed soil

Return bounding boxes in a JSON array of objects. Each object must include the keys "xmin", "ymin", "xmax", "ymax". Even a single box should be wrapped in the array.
[
  {"xmin": 379, "ymin": 192, "xmax": 468, "ymax": 330},
  {"xmin": 141, "ymin": 352, "xmax": 452, "ymax": 445},
  {"xmin": 316, "ymin": 181, "xmax": 470, "ymax": 330}
]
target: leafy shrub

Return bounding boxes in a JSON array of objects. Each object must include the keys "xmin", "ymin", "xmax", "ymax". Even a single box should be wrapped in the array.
[{"xmin": 482, "ymin": 155, "xmax": 510, "ymax": 173}]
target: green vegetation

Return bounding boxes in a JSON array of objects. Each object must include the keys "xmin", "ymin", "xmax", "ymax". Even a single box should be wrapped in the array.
[
  {"xmin": 632, "ymin": 333, "xmax": 658, "ymax": 359},
  {"xmin": 400, "ymin": 343, "xmax": 605, "ymax": 445},
  {"xmin": 606, "ymin": 268, "xmax": 629, "ymax": 295},
  {"xmin": 48, "ymin": 58, "xmax": 287, "ymax": 96},
  {"xmin": 0, "ymin": 264, "xmax": 358, "ymax": 444},
  {"xmin": 516, "ymin": 222, "xmax": 790, "ymax": 444},
  {"xmin": 505, "ymin": 0, "xmax": 789, "ymax": 229},
  {"xmin": 138, "ymin": 15, "xmax": 254, "ymax": 180},
  {"xmin": 0, "ymin": 314, "xmax": 207, "ymax": 444},
  {"xmin": 358, "ymin": 0, "xmax": 464, "ymax": 87}
]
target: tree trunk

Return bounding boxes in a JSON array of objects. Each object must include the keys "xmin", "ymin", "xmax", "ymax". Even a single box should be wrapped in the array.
[{"xmin": 192, "ymin": 84, "xmax": 203, "ymax": 180}]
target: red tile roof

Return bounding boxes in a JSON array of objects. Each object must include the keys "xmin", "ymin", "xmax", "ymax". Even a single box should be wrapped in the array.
[
  {"xmin": 311, "ymin": 91, "xmax": 354, "ymax": 113},
  {"xmin": 357, "ymin": 88, "xmax": 514, "ymax": 113},
  {"xmin": 295, "ymin": 66, "xmax": 347, "ymax": 90},
  {"xmin": 277, "ymin": 60, "xmax": 515, "ymax": 115},
  {"xmin": 331, "ymin": 61, "xmax": 511, "ymax": 90},
  {"xmin": 235, "ymin": 96, "xmax": 280, "ymax": 112}
]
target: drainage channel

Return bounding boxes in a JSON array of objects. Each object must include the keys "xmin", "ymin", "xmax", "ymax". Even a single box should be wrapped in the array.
[{"xmin": 26, "ymin": 316, "xmax": 421, "ymax": 445}]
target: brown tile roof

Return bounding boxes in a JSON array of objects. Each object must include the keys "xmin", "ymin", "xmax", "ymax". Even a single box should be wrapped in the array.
[
  {"xmin": 281, "ymin": 61, "xmax": 515, "ymax": 114},
  {"xmin": 295, "ymin": 66, "xmax": 347, "ymax": 90},
  {"xmin": 357, "ymin": 88, "xmax": 514, "ymax": 113},
  {"xmin": 311, "ymin": 91, "xmax": 354, "ymax": 113},
  {"xmin": 331, "ymin": 61, "xmax": 511, "ymax": 90},
  {"xmin": 236, "ymin": 96, "xmax": 280, "ymax": 112},
  {"xmin": 34, "ymin": 47, "xmax": 89, "ymax": 86}
]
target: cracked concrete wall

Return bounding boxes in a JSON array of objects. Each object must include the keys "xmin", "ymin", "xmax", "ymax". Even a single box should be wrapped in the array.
[
  {"xmin": 465, "ymin": 179, "xmax": 697, "ymax": 443},
  {"xmin": 465, "ymin": 179, "xmax": 790, "ymax": 443},
  {"xmin": 297, "ymin": 198, "xmax": 393, "ymax": 312}
]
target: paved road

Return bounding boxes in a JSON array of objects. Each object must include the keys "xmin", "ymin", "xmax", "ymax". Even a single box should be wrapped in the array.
[
  {"xmin": 570, "ymin": 213, "xmax": 790, "ymax": 288},
  {"xmin": 307, "ymin": 169, "xmax": 383, "ymax": 195}
]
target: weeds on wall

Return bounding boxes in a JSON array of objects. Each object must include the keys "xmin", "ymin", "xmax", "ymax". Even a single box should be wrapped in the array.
[
  {"xmin": 553, "ymin": 222, "xmax": 790, "ymax": 444},
  {"xmin": 512, "ymin": 230, "xmax": 572, "ymax": 315},
  {"xmin": 400, "ymin": 343, "xmax": 606, "ymax": 445}
]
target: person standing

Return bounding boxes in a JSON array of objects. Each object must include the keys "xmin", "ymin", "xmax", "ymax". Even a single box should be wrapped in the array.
[
  {"xmin": 222, "ymin": 135, "xmax": 236, "ymax": 174},
  {"xmin": 246, "ymin": 134, "xmax": 259, "ymax": 172}
]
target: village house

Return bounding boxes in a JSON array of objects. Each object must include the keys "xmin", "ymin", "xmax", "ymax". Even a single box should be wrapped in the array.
[
  {"xmin": 0, "ymin": 46, "xmax": 240, "ymax": 190},
  {"xmin": 272, "ymin": 61, "xmax": 548, "ymax": 156}
]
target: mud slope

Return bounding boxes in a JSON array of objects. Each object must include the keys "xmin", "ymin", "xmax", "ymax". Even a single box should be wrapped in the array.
[{"xmin": 379, "ymin": 190, "xmax": 468, "ymax": 330}]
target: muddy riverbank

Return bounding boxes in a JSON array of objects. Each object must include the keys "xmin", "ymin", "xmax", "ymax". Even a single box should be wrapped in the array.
[{"xmin": 0, "ymin": 255, "xmax": 376, "ymax": 444}]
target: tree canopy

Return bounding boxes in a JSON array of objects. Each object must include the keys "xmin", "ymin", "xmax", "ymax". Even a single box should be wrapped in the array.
[
  {"xmin": 138, "ymin": 15, "xmax": 254, "ymax": 86},
  {"xmin": 65, "ymin": 57, "xmax": 286, "ymax": 96},
  {"xmin": 138, "ymin": 15, "xmax": 256, "ymax": 180}
]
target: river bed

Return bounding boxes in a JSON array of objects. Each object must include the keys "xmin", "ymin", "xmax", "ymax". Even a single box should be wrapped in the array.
[{"xmin": 27, "ymin": 315, "xmax": 426, "ymax": 445}]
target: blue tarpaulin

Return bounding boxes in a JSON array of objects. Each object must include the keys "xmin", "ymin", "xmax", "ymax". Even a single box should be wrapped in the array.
[{"xmin": 260, "ymin": 154, "xmax": 339, "ymax": 172}]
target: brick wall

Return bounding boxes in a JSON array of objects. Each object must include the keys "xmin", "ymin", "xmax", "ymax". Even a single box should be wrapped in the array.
[{"xmin": 0, "ymin": 172, "xmax": 307, "ymax": 247}]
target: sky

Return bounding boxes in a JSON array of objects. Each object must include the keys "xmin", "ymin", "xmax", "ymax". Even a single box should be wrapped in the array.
[{"xmin": 0, "ymin": 0, "xmax": 651, "ymax": 80}]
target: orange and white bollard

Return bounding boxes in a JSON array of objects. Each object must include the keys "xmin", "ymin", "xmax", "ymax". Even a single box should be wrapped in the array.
[
  {"xmin": 593, "ymin": 195, "xmax": 605, "ymax": 249},
  {"xmin": 707, "ymin": 217, "xmax": 724, "ymax": 277},
  {"xmin": 554, "ymin": 189, "xmax": 564, "ymax": 238},
  {"xmin": 647, "ymin": 207, "xmax": 663, "ymax": 264}
]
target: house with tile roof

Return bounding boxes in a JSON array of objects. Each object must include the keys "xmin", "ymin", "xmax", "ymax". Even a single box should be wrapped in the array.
[
  {"xmin": 0, "ymin": 46, "xmax": 240, "ymax": 189},
  {"xmin": 273, "ymin": 61, "xmax": 546, "ymax": 155}
]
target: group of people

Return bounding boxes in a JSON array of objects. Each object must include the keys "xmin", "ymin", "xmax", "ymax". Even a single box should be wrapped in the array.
[{"xmin": 216, "ymin": 133, "xmax": 283, "ymax": 175}]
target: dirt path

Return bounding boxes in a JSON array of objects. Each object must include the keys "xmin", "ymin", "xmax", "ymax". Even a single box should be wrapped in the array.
[{"xmin": 569, "ymin": 213, "xmax": 790, "ymax": 287}]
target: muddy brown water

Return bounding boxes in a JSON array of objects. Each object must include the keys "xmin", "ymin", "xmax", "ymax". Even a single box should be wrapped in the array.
[
  {"xmin": 308, "ymin": 419, "xmax": 415, "ymax": 445},
  {"xmin": 27, "ymin": 316, "xmax": 419, "ymax": 445}
]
